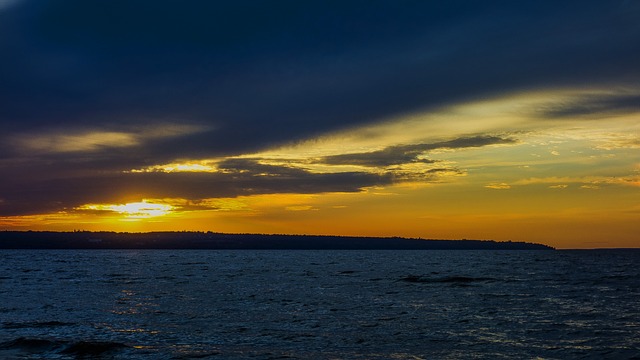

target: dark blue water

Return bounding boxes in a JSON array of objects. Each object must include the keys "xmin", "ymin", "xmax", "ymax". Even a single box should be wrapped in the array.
[{"xmin": 1, "ymin": 250, "xmax": 639, "ymax": 359}]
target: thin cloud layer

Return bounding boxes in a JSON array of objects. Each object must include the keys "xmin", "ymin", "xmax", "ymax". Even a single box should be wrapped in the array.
[{"xmin": 539, "ymin": 94, "xmax": 640, "ymax": 119}]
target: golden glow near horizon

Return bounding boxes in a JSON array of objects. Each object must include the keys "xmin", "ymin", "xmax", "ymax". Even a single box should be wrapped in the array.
[{"xmin": 2, "ymin": 87, "xmax": 639, "ymax": 248}]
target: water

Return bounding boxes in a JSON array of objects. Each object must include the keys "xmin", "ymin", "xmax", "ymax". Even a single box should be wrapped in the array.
[{"xmin": 1, "ymin": 250, "xmax": 639, "ymax": 359}]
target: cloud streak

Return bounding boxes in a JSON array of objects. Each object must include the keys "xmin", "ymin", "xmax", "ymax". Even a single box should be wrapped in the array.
[
  {"xmin": 539, "ymin": 94, "xmax": 640, "ymax": 119},
  {"xmin": 321, "ymin": 136, "xmax": 516, "ymax": 167}
]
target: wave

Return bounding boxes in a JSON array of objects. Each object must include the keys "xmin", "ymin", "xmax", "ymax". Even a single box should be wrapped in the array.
[
  {"xmin": 2, "ymin": 320, "xmax": 75, "ymax": 329},
  {"xmin": 0, "ymin": 337, "xmax": 62, "ymax": 351},
  {"xmin": 399, "ymin": 275, "xmax": 497, "ymax": 284},
  {"xmin": 0, "ymin": 337, "xmax": 129, "ymax": 357},
  {"xmin": 60, "ymin": 341, "xmax": 129, "ymax": 356}
]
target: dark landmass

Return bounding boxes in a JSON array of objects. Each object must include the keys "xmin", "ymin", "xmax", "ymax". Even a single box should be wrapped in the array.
[{"xmin": 0, "ymin": 231, "xmax": 554, "ymax": 250}]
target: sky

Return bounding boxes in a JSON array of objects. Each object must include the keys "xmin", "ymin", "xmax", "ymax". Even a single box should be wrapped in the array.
[{"xmin": 1, "ymin": 0, "xmax": 639, "ymax": 249}]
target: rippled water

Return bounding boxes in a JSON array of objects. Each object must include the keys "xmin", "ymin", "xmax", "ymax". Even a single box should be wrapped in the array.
[{"xmin": 1, "ymin": 250, "xmax": 639, "ymax": 359}]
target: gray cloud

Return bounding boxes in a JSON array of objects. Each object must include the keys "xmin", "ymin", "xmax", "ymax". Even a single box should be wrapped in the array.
[
  {"xmin": 0, "ymin": 135, "xmax": 515, "ymax": 216},
  {"xmin": 321, "ymin": 149, "xmax": 438, "ymax": 168},
  {"xmin": 216, "ymin": 158, "xmax": 311, "ymax": 177},
  {"xmin": 321, "ymin": 135, "xmax": 516, "ymax": 167},
  {"xmin": 0, "ymin": 154, "xmax": 479, "ymax": 216},
  {"xmin": 390, "ymin": 167, "xmax": 466, "ymax": 183},
  {"xmin": 0, "ymin": 160, "xmax": 393, "ymax": 216}
]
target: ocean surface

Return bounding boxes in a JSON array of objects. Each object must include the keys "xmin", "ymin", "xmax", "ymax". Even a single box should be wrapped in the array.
[{"xmin": 1, "ymin": 250, "xmax": 639, "ymax": 359}]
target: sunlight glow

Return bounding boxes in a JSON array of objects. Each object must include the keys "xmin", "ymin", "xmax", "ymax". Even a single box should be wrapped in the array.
[
  {"xmin": 78, "ymin": 201, "xmax": 174, "ymax": 219},
  {"xmin": 128, "ymin": 161, "xmax": 218, "ymax": 173}
]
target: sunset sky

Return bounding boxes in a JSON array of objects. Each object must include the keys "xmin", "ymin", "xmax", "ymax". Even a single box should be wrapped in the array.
[{"xmin": 1, "ymin": 1, "xmax": 639, "ymax": 248}]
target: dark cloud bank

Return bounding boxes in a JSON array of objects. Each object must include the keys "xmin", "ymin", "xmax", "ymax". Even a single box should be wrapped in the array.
[
  {"xmin": 1, "ymin": 1, "xmax": 639, "ymax": 215},
  {"xmin": 0, "ymin": 135, "xmax": 510, "ymax": 216}
]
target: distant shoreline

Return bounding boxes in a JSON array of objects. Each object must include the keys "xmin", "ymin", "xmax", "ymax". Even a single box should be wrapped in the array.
[{"xmin": 0, "ymin": 231, "xmax": 554, "ymax": 250}]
